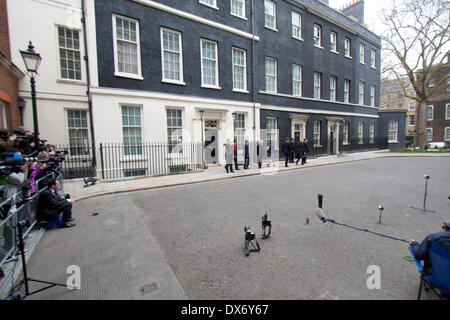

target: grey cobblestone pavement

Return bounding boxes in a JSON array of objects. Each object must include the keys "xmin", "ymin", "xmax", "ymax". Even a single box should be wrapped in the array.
[{"xmin": 16, "ymin": 151, "xmax": 450, "ymax": 299}]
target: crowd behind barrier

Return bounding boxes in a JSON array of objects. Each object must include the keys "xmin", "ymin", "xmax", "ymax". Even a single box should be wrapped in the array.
[{"xmin": 0, "ymin": 125, "xmax": 66, "ymax": 298}]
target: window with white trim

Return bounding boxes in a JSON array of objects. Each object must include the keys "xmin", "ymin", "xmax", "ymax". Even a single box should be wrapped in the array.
[
  {"xmin": 330, "ymin": 76, "xmax": 337, "ymax": 101},
  {"xmin": 358, "ymin": 121, "xmax": 364, "ymax": 144},
  {"xmin": 313, "ymin": 121, "xmax": 321, "ymax": 147},
  {"xmin": 359, "ymin": 81, "xmax": 365, "ymax": 105},
  {"xmin": 344, "ymin": 79, "xmax": 350, "ymax": 103},
  {"xmin": 427, "ymin": 105, "xmax": 434, "ymax": 121},
  {"xmin": 292, "ymin": 64, "xmax": 302, "ymax": 97},
  {"xmin": 388, "ymin": 120, "xmax": 398, "ymax": 142},
  {"xmin": 409, "ymin": 102, "xmax": 415, "ymax": 111},
  {"xmin": 313, "ymin": 24, "xmax": 322, "ymax": 47},
  {"xmin": 371, "ymin": 49, "xmax": 376, "ymax": 68},
  {"xmin": 234, "ymin": 113, "xmax": 246, "ymax": 152},
  {"xmin": 58, "ymin": 26, "xmax": 81, "ymax": 80},
  {"xmin": 232, "ymin": 47, "xmax": 247, "ymax": 91},
  {"xmin": 231, "ymin": 0, "xmax": 245, "ymax": 18},
  {"xmin": 113, "ymin": 15, "xmax": 141, "ymax": 78},
  {"xmin": 330, "ymin": 32, "xmax": 337, "ymax": 52},
  {"xmin": 292, "ymin": 12, "xmax": 302, "ymax": 40},
  {"xmin": 314, "ymin": 72, "xmax": 321, "ymax": 99},
  {"xmin": 445, "ymin": 127, "xmax": 450, "ymax": 141},
  {"xmin": 199, "ymin": 0, "xmax": 217, "ymax": 9},
  {"xmin": 266, "ymin": 117, "xmax": 278, "ymax": 146},
  {"xmin": 122, "ymin": 106, "xmax": 142, "ymax": 156},
  {"xmin": 408, "ymin": 115, "xmax": 415, "ymax": 126},
  {"xmin": 343, "ymin": 121, "xmax": 349, "ymax": 144},
  {"xmin": 344, "ymin": 38, "xmax": 351, "ymax": 57},
  {"xmin": 265, "ymin": 57, "xmax": 277, "ymax": 93},
  {"xmin": 359, "ymin": 43, "xmax": 365, "ymax": 64},
  {"xmin": 201, "ymin": 39, "xmax": 219, "ymax": 87},
  {"xmin": 446, "ymin": 103, "xmax": 450, "ymax": 119},
  {"xmin": 370, "ymin": 122, "xmax": 375, "ymax": 144},
  {"xmin": 427, "ymin": 128, "xmax": 433, "ymax": 141},
  {"xmin": 67, "ymin": 110, "xmax": 89, "ymax": 156},
  {"xmin": 0, "ymin": 100, "xmax": 6, "ymax": 129},
  {"xmin": 161, "ymin": 28, "xmax": 183, "ymax": 83},
  {"xmin": 167, "ymin": 108, "xmax": 183, "ymax": 153},
  {"xmin": 370, "ymin": 85, "xmax": 376, "ymax": 107},
  {"xmin": 264, "ymin": 0, "xmax": 276, "ymax": 30}
]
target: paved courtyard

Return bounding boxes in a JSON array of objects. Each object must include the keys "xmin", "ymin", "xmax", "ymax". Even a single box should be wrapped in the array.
[{"xmin": 26, "ymin": 157, "xmax": 450, "ymax": 299}]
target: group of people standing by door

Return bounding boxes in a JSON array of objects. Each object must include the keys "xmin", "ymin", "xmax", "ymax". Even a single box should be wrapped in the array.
[
  {"xmin": 224, "ymin": 137, "xmax": 309, "ymax": 173},
  {"xmin": 282, "ymin": 137, "xmax": 309, "ymax": 168}
]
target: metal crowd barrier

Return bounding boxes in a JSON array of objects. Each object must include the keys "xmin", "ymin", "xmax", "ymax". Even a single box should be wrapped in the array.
[{"xmin": 0, "ymin": 172, "xmax": 62, "ymax": 298}]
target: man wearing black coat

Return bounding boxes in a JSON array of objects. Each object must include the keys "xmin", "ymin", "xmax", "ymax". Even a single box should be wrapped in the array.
[
  {"xmin": 294, "ymin": 138, "xmax": 304, "ymax": 165},
  {"xmin": 302, "ymin": 138, "xmax": 310, "ymax": 165},
  {"xmin": 281, "ymin": 137, "xmax": 292, "ymax": 168},
  {"xmin": 244, "ymin": 140, "xmax": 250, "ymax": 169},
  {"xmin": 37, "ymin": 178, "xmax": 76, "ymax": 228}
]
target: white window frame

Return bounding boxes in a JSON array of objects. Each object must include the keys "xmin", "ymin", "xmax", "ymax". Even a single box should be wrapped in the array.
[
  {"xmin": 370, "ymin": 85, "xmax": 376, "ymax": 107},
  {"xmin": 167, "ymin": 108, "xmax": 184, "ymax": 154},
  {"xmin": 291, "ymin": 11, "xmax": 302, "ymax": 40},
  {"xmin": 264, "ymin": 0, "xmax": 277, "ymax": 31},
  {"xmin": 344, "ymin": 38, "xmax": 352, "ymax": 58},
  {"xmin": 112, "ymin": 14, "xmax": 143, "ymax": 80},
  {"xmin": 121, "ymin": 105, "xmax": 143, "ymax": 156},
  {"xmin": 57, "ymin": 26, "xmax": 82, "ymax": 82},
  {"xmin": 265, "ymin": 57, "xmax": 277, "ymax": 93},
  {"xmin": 344, "ymin": 79, "xmax": 350, "ymax": 103},
  {"xmin": 200, "ymin": 39, "xmax": 220, "ymax": 89},
  {"xmin": 446, "ymin": 103, "xmax": 450, "ymax": 120},
  {"xmin": 199, "ymin": 0, "xmax": 218, "ymax": 10},
  {"xmin": 370, "ymin": 122, "xmax": 375, "ymax": 144},
  {"xmin": 313, "ymin": 24, "xmax": 322, "ymax": 48},
  {"xmin": 445, "ymin": 127, "xmax": 450, "ymax": 141},
  {"xmin": 314, "ymin": 121, "xmax": 321, "ymax": 147},
  {"xmin": 160, "ymin": 28, "xmax": 184, "ymax": 85},
  {"xmin": 67, "ymin": 109, "xmax": 89, "ymax": 156},
  {"xmin": 266, "ymin": 117, "xmax": 278, "ymax": 147},
  {"xmin": 343, "ymin": 121, "xmax": 349, "ymax": 145},
  {"xmin": 231, "ymin": 0, "xmax": 246, "ymax": 19},
  {"xmin": 409, "ymin": 102, "xmax": 415, "ymax": 111},
  {"xmin": 427, "ymin": 105, "xmax": 434, "ymax": 121},
  {"xmin": 408, "ymin": 115, "xmax": 415, "ymax": 126},
  {"xmin": 330, "ymin": 76, "xmax": 337, "ymax": 101},
  {"xmin": 388, "ymin": 120, "xmax": 398, "ymax": 143},
  {"xmin": 371, "ymin": 49, "xmax": 376, "ymax": 69},
  {"xmin": 359, "ymin": 43, "xmax": 365, "ymax": 64},
  {"xmin": 330, "ymin": 31, "xmax": 338, "ymax": 53},
  {"xmin": 232, "ymin": 47, "xmax": 247, "ymax": 92},
  {"xmin": 359, "ymin": 81, "xmax": 365, "ymax": 105},
  {"xmin": 358, "ymin": 121, "xmax": 364, "ymax": 144},
  {"xmin": 314, "ymin": 72, "xmax": 321, "ymax": 99},
  {"xmin": 427, "ymin": 128, "xmax": 433, "ymax": 141},
  {"xmin": 292, "ymin": 64, "xmax": 302, "ymax": 97}
]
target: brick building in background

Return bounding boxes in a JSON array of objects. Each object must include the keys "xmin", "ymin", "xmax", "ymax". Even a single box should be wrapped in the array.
[{"xmin": 0, "ymin": 0, "xmax": 24, "ymax": 130}]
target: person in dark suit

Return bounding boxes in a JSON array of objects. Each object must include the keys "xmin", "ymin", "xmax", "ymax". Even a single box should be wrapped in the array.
[
  {"xmin": 244, "ymin": 140, "xmax": 250, "ymax": 169},
  {"xmin": 257, "ymin": 140, "xmax": 264, "ymax": 169},
  {"xmin": 294, "ymin": 138, "xmax": 304, "ymax": 165},
  {"xmin": 233, "ymin": 137, "xmax": 239, "ymax": 171},
  {"xmin": 289, "ymin": 138, "xmax": 295, "ymax": 163},
  {"xmin": 281, "ymin": 137, "xmax": 292, "ymax": 168},
  {"xmin": 302, "ymin": 138, "xmax": 310, "ymax": 165},
  {"xmin": 37, "ymin": 178, "xmax": 76, "ymax": 228}
]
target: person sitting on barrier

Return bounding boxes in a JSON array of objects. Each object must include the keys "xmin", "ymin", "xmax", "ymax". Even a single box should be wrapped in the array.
[
  {"xmin": 409, "ymin": 219, "xmax": 450, "ymax": 274},
  {"xmin": 37, "ymin": 178, "xmax": 76, "ymax": 229}
]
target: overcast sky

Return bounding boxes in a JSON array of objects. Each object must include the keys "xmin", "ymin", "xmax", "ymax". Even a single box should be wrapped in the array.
[{"xmin": 328, "ymin": 0, "xmax": 391, "ymax": 35}]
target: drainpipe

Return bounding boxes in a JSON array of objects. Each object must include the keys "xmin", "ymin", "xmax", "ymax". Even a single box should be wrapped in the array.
[
  {"xmin": 81, "ymin": 0, "xmax": 97, "ymax": 172},
  {"xmin": 251, "ymin": 0, "xmax": 257, "ymax": 162}
]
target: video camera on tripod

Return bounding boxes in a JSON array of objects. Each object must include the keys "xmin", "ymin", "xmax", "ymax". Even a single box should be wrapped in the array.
[
  {"xmin": 261, "ymin": 213, "xmax": 272, "ymax": 239},
  {"xmin": 244, "ymin": 226, "xmax": 260, "ymax": 257}
]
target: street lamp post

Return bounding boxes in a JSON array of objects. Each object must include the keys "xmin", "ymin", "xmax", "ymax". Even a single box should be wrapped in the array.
[{"xmin": 20, "ymin": 42, "xmax": 42, "ymax": 144}]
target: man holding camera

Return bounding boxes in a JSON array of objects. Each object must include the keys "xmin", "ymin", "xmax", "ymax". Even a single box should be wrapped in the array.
[{"xmin": 37, "ymin": 178, "xmax": 76, "ymax": 228}]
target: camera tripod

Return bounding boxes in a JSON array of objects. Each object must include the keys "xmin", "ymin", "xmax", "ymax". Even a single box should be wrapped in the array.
[
  {"xmin": 7, "ymin": 220, "xmax": 67, "ymax": 299},
  {"xmin": 244, "ymin": 226, "xmax": 260, "ymax": 257}
]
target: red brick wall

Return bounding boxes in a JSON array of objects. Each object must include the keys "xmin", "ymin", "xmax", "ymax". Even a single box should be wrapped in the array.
[{"xmin": 0, "ymin": 0, "xmax": 21, "ymax": 130}]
